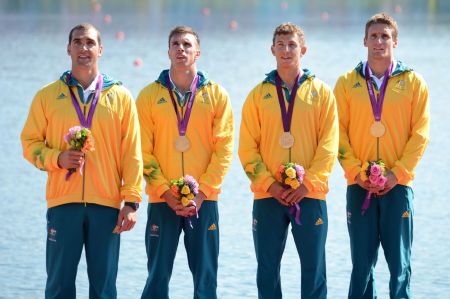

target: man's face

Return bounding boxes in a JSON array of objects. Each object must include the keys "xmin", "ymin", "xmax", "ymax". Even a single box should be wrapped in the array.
[
  {"xmin": 168, "ymin": 33, "xmax": 200, "ymax": 68},
  {"xmin": 67, "ymin": 28, "xmax": 102, "ymax": 68},
  {"xmin": 364, "ymin": 23, "xmax": 397, "ymax": 61},
  {"xmin": 271, "ymin": 33, "xmax": 306, "ymax": 69}
]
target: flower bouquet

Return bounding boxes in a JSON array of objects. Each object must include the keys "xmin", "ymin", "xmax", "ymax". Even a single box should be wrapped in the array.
[
  {"xmin": 360, "ymin": 160, "xmax": 387, "ymax": 215},
  {"xmin": 64, "ymin": 126, "xmax": 95, "ymax": 180},
  {"xmin": 277, "ymin": 162, "xmax": 305, "ymax": 224},
  {"xmin": 170, "ymin": 175, "xmax": 199, "ymax": 228}
]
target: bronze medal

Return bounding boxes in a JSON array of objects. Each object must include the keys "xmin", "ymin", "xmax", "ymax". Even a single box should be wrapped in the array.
[
  {"xmin": 279, "ymin": 132, "xmax": 295, "ymax": 149},
  {"xmin": 370, "ymin": 121, "xmax": 385, "ymax": 138},
  {"xmin": 174, "ymin": 135, "xmax": 190, "ymax": 152}
]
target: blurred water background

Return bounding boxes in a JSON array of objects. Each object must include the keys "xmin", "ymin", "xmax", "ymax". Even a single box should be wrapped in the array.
[{"xmin": 1, "ymin": 0, "xmax": 449, "ymax": 298}]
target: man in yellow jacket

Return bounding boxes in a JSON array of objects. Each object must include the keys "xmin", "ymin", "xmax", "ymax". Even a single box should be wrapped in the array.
[
  {"xmin": 136, "ymin": 26, "xmax": 234, "ymax": 299},
  {"xmin": 21, "ymin": 23, "xmax": 143, "ymax": 299},
  {"xmin": 334, "ymin": 13, "xmax": 430, "ymax": 299},
  {"xmin": 239, "ymin": 23, "xmax": 338, "ymax": 299}
]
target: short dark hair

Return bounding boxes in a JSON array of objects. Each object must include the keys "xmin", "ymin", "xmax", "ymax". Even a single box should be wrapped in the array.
[
  {"xmin": 68, "ymin": 23, "xmax": 101, "ymax": 45},
  {"xmin": 168, "ymin": 26, "xmax": 200, "ymax": 48},
  {"xmin": 365, "ymin": 13, "xmax": 398, "ymax": 40},
  {"xmin": 272, "ymin": 22, "xmax": 305, "ymax": 45}
]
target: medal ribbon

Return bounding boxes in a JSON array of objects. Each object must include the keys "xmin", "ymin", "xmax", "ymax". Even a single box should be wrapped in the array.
[
  {"xmin": 364, "ymin": 62, "xmax": 393, "ymax": 122},
  {"xmin": 167, "ymin": 73, "xmax": 199, "ymax": 136},
  {"xmin": 67, "ymin": 73, "xmax": 103, "ymax": 129},
  {"xmin": 290, "ymin": 203, "xmax": 302, "ymax": 225},
  {"xmin": 275, "ymin": 72, "xmax": 300, "ymax": 133},
  {"xmin": 66, "ymin": 74, "xmax": 102, "ymax": 182}
]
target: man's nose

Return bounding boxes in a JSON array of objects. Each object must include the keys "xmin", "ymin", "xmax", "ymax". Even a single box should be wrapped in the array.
[{"xmin": 80, "ymin": 43, "xmax": 89, "ymax": 50}]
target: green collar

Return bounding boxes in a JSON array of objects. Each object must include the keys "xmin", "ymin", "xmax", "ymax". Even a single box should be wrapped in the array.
[
  {"xmin": 156, "ymin": 70, "xmax": 210, "ymax": 106},
  {"xmin": 156, "ymin": 69, "xmax": 210, "ymax": 90},
  {"xmin": 263, "ymin": 69, "xmax": 314, "ymax": 86},
  {"xmin": 263, "ymin": 69, "xmax": 314, "ymax": 102},
  {"xmin": 60, "ymin": 71, "xmax": 121, "ymax": 104},
  {"xmin": 355, "ymin": 61, "xmax": 413, "ymax": 79}
]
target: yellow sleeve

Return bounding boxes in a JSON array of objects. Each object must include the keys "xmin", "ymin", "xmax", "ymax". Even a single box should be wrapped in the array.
[
  {"xmin": 120, "ymin": 89, "xmax": 143, "ymax": 203},
  {"xmin": 334, "ymin": 76, "xmax": 362, "ymax": 181},
  {"xmin": 238, "ymin": 86, "xmax": 276, "ymax": 193},
  {"xmin": 391, "ymin": 74, "xmax": 430, "ymax": 181},
  {"xmin": 302, "ymin": 86, "xmax": 339, "ymax": 193},
  {"xmin": 198, "ymin": 86, "xmax": 234, "ymax": 198},
  {"xmin": 136, "ymin": 87, "xmax": 171, "ymax": 198},
  {"xmin": 20, "ymin": 89, "xmax": 62, "ymax": 172}
]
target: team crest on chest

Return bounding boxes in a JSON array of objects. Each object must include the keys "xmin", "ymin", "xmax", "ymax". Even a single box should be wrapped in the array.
[
  {"xmin": 394, "ymin": 79, "xmax": 406, "ymax": 91},
  {"xmin": 106, "ymin": 92, "xmax": 115, "ymax": 104},
  {"xmin": 201, "ymin": 92, "xmax": 210, "ymax": 104}
]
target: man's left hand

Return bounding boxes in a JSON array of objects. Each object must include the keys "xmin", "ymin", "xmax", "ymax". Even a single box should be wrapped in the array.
[
  {"xmin": 282, "ymin": 184, "xmax": 309, "ymax": 206},
  {"xmin": 377, "ymin": 172, "xmax": 398, "ymax": 196},
  {"xmin": 186, "ymin": 191, "xmax": 207, "ymax": 217},
  {"xmin": 113, "ymin": 205, "xmax": 137, "ymax": 234}
]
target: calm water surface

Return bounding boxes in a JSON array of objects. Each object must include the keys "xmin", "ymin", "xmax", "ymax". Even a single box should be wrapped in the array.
[{"xmin": 1, "ymin": 1, "xmax": 449, "ymax": 298}]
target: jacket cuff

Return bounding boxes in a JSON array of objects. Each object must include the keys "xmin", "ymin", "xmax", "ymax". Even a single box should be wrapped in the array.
[
  {"xmin": 261, "ymin": 176, "xmax": 276, "ymax": 193},
  {"xmin": 47, "ymin": 149, "xmax": 62, "ymax": 171},
  {"xmin": 391, "ymin": 164, "xmax": 409, "ymax": 183},
  {"xmin": 155, "ymin": 184, "xmax": 170, "ymax": 199},
  {"xmin": 199, "ymin": 183, "xmax": 214, "ymax": 199},
  {"xmin": 347, "ymin": 166, "xmax": 362, "ymax": 183},
  {"xmin": 302, "ymin": 177, "xmax": 313, "ymax": 193}
]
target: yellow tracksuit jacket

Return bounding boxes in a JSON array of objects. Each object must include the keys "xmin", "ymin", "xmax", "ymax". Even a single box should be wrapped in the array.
[
  {"xmin": 21, "ymin": 72, "xmax": 143, "ymax": 208},
  {"xmin": 334, "ymin": 61, "xmax": 430, "ymax": 185},
  {"xmin": 239, "ymin": 70, "xmax": 339, "ymax": 200},
  {"xmin": 136, "ymin": 70, "xmax": 234, "ymax": 202}
]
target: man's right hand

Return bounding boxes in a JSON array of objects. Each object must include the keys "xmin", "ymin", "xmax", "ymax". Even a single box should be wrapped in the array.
[
  {"xmin": 268, "ymin": 181, "xmax": 290, "ymax": 206},
  {"xmin": 162, "ymin": 190, "xmax": 192, "ymax": 217},
  {"xmin": 57, "ymin": 150, "xmax": 84, "ymax": 169}
]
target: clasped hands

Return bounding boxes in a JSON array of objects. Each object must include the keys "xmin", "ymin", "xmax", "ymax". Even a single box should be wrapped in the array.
[
  {"xmin": 163, "ymin": 189, "xmax": 206, "ymax": 217},
  {"xmin": 268, "ymin": 181, "xmax": 308, "ymax": 206},
  {"xmin": 355, "ymin": 171, "xmax": 398, "ymax": 196}
]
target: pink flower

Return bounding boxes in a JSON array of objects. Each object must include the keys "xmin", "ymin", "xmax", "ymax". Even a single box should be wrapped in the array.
[
  {"xmin": 184, "ymin": 175, "xmax": 199, "ymax": 195},
  {"xmin": 370, "ymin": 164, "xmax": 382, "ymax": 176},
  {"xmin": 295, "ymin": 165, "xmax": 305, "ymax": 181},
  {"xmin": 377, "ymin": 175, "xmax": 387, "ymax": 187},
  {"xmin": 64, "ymin": 131, "xmax": 72, "ymax": 143},
  {"xmin": 369, "ymin": 174, "xmax": 378, "ymax": 184}
]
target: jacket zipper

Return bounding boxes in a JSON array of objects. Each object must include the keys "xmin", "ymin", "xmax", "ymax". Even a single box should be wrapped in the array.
[{"xmin": 82, "ymin": 104, "xmax": 86, "ymax": 207}]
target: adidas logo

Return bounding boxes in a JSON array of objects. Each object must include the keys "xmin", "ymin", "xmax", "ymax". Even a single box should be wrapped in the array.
[
  {"xmin": 352, "ymin": 82, "xmax": 362, "ymax": 88},
  {"xmin": 402, "ymin": 211, "xmax": 410, "ymax": 218},
  {"xmin": 263, "ymin": 93, "xmax": 272, "ymax": 99},
  {"xmin": 315, "ymin": 218, "xmax": 324, "ymax": 225},
  {"xmin": 208, "ymin": 223, "xmax": 217, "ymax": 231},
  {"xmin": 56, "ymin": 92, "xmax": 66, "ymax": 99},
  {"xmin": 157, "ymin": 98, "xmax": 167, "ymax": 104}
]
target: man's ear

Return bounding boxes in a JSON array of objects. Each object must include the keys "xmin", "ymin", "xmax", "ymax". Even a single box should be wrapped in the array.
[
  {"xmin": 300, "ymin": 46, "xmax": 307, "ymax": 56},
  {"xmin": 98, "ymin": 44, "xmax": 103, "ymax": 57},
  {"xmin": 195, "ymin": 49, "xmax": 201, "ymax": 60}
]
